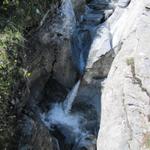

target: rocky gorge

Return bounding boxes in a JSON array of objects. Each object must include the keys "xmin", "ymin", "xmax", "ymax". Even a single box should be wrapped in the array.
[{"xmin": 0, "ymin": 0, "xmax": 150, "ymax": 150}]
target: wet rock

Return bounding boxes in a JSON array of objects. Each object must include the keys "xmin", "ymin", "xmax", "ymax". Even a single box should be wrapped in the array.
[
  {"xmin": 17, "ymin": 1, "xmax": 82, "ymax": 149},
  {"xmin": 18, "ymin": 115, "xmax": 59, "ymax": 150},
  {"xmin": 39, "ymin": 78, "xmax": 68, "ymax": 112},
  {"xmin": 72, "ymin": 134, "xmax": 97, "ymax": 150},
  {"xmin": 88, "ymin": 1, "xmax": 110, "ymax": 10},
  {"xmin": 82, "ymin": 13, "xmax": 104, "ymax": 25},
  {"xmin": 71, "ymin": 0, "xmax": 86, "ymax": 20}
]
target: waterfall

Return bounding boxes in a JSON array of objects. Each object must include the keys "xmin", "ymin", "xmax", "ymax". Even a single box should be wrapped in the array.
[
  {"xmin": 63, "ymin": 80, "xmax": 81, "ymax": 114},
  {"xmin": 41, "ymin": 80, "xmax": 81, "ymax": 131},
  {"xmin": 40, "ymin": 80, "xmax": 82, "ymax": 140},
  {"xmin": 41, "ymin": 0, "xmax": 111, "ymax": 147}
]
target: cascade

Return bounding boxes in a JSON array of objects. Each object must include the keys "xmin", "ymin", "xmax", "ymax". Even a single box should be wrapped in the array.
[
  {"xmin": 40, "ymin": 0, "xmax": 122, "ymax": 149},
  {"xmin": 63, "ymin": 80, "xmax": 81, "ymax": 114}
]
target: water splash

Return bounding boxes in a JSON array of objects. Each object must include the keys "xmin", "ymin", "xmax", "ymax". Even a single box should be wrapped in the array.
[
  {"xmin": 63, "ymin": 80, "xmax": 81, "ymax": 114},
  {"xmin": 41, "ymin": 103, "xmax": 81, "ymax": 133},
  {"xmin": 40, "ymin": 80, "xmax": 84, "ymax": 144},
  {"xmin": 41, "ymin": 80, "xmax": 81, "ymax": 132},
  {"xmin": 41, "ymin": 102, "xmax": 92, "ymax": 146}
]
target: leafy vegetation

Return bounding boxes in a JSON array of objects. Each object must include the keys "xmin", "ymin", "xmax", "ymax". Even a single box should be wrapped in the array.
[
  {"xmin": 0, "ymin": 19, "xmax": 24, "ymax": 150},
  {"xmin": 0, "ymin": 0, "xmax": 55, "ymax": 149}
]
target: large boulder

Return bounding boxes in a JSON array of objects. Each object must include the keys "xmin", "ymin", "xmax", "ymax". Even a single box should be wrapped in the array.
[
  {"xmin": 18, "ymin": 115, "xmax": 59, "ymax": 150},
  {"xmin": 97, "ymin": 0, "xmax": 150, "ymax": 149},
  {"xmin": 24, "ymin": 0, "xmax": 77, "ymax": 91}
]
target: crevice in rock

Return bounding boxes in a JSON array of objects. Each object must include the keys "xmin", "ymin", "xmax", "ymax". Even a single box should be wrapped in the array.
[
  {"xmin": 122, "ymin": 91, "xmax": 132, "ymax": 150},
  {"xmin": 127, "ymin": 57, "xmax": 150, "ymax": 135},
  {"xmin": 85, "ymin": 49, "xmax": 115, "ymax": 83},
  {"xmin": 50, "ymin": 48, "xmax": 58, "ymax": 78},
  {"xmin": 127, "ymin": 58, "xmax": 150, "ymax": 100}
]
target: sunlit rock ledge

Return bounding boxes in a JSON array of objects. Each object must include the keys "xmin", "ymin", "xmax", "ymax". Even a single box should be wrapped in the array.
[{"xmin": 97, "ymin": 0, "xmax": 150, "ymax": 149}]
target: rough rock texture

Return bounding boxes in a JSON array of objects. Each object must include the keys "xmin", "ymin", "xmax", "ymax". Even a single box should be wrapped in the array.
[
  {"xmin": 18, "ymin": 115, "xmax": 59, "ymax": 150},
  {"xmin": 18, "ymin": 1, "xmax": 80, "ymax": 149},
  {"xmin": 97, "ymin": 0, "xmax": 150, "ymax": 149},
  {"xmin": 71, "ymin": 0, "xmax": 86, "ymax": 20},
  {"xmin": 16, "ymin": 0, "xmax": 150, "ymax": 149},
  {"xmin": 25, "ymin": 0, "xmax": 77, "ymax": 90}
]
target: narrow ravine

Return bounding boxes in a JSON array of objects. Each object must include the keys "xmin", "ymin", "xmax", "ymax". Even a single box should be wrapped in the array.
[
  {"xmin": 40, "ymin": 0, "xmax": 113, "ymax": 149},
  {"xmin": 39, "ymin": 0, "xmax": 134, "ymax": 150}
]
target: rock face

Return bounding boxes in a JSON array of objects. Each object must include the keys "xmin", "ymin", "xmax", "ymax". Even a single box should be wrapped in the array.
[
  {"xmin": 18, "ymin": 116, "xmax": 60, "ymax": 150},
  {"xmin": 25, "ymin": 0, "xmax": 77, "ymax": 90},
  {"xmin": 97, "ymin": 0, "xmax": 150, "ymax": 149},
  {"xmin": 17, "ymin": 0, "xmax": 150, "ymax": 149},
  {"xmin": 18, "ymin": 1, "xmax": 79, "ymax": 149}
]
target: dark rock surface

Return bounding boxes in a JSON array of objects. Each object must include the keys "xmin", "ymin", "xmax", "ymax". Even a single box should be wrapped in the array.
[{"xmin": 18, "ymin": 115, "xmax": 60, "ymax": 150}]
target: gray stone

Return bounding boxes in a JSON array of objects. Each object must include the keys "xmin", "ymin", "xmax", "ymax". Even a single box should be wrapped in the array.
[
  {"xmin": 25, "ymin": 0, "xmax": 77, "ymax": 89},
  {"xmin": 97, "ymin": 0, "xmax": 150, "ymax": 149},
  {"xmin": 19, "ymin": 115, "xmax": 60, "ymax": 150},
  {"xmin": 17, "ymin": 0, "xmax": 150, "ymax": 149}
]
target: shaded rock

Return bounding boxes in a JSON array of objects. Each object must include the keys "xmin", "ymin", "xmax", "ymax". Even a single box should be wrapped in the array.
[
  {"xmin": 84, "ymin": 50, "xmax": 114, "ymax": 84},
  {"xmin": 88, "ymin": 1, "xmax": 110, "ymax": 10},
  {"xmin": 24, "ymin": 0, "xmax": 77, "ymax": 89},
  {"xmin": 82, "ymin": 13, "xmax": 104, "ymax": 25},
  {"xmin": 18, "ymin": 115, "xmax": 59, "ymax": 150},
  {"xmin": 72, "ymin": 134, "xmax": 97, "ymax": 150},
  {"xmin": 17, "ymin": 1, "xmax": 81, "ymax": 149},
  {"xmin": 39, "ymin": 78, "xmax": 68, "ymax": 112},
  {"xmin": 71, "ymin": 0, "xmax": 86, "ymax": 20}
]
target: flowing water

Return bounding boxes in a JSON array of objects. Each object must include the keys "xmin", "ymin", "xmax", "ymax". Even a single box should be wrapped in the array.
[
  {"xmin": 40, "ymin": 0, "xmax": 119, "ymax": 149},
  {"xmin": 41, "ymin": 80, "xmax": 81, "ymax": 130},
  {"xmin": 63, "ymin": 80, "xmax": 81, "ymax": 114}
]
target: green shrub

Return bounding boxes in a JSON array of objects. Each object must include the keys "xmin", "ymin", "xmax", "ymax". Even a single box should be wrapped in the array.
[{"xmin": 0, "ymin": 0, "xmax": 56, "ymax": 148}]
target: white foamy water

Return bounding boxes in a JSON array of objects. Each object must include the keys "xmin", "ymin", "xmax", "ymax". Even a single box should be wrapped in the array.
[
  {"xmin": 63, "ymin": 80, "xmax": 81, "ymax": 114},
  {"xmin": 41, "ymin": 102, "xmax": 91, "ymax": 146},
  {"xmin": 41, "ymin": 80, "xmax": 81, "ymax": 133},
  {"xmin": 41, "ymin": 103, "xmax": 81, "ymax": 134}
]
